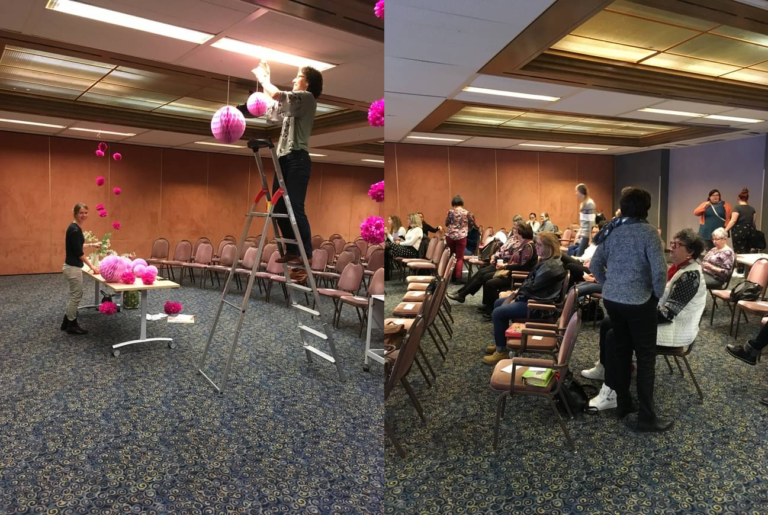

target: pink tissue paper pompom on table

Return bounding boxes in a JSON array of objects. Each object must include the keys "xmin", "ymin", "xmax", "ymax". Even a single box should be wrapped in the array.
[
  {"xmin": 95, "ymin": 176, "xmax": 105, "ymax": 186},
  {"xmin": 112, "ymin": 222, "xmax": 121, "ymax": 230},
  {"xmin": 98, "ymin": 142, "xmax": 108, "ymax": 152},
  {"xmin": 164, "ymin": 301, "xmax": 183, "ymax": 315},
  {"xmin": 99, "ymin": 301, "xmax": 118, "ymax": 315},
  {"xmin": 142, "ymin": 271, "xmax": 156, "ymax": 285},
  {"xmin": 99, "ymin": 255, "xmax": 126, "ymax": 282},
  {"xmin": 120, "ymin": 271, "xmax": 136, "ymax": 285},
  {"xmin": 112, "ymin": 152, "xmax": 122, "ymax": 161},
  {"xmin": 247, "ymin": 92, "xmax": 270, "ymax": 117},
  {"xmin": 133, "ymin": 264, "xmax": 146, "ymax": 277},
  {"xmin": 368, "ymin": 98, "xmax": 384, "ymax": 127},
  {"xmin": 360, "ymin": 216, "xmax": 386, "ymax": 245},
  {"xmin": 368, "ymin": 180, "xmax": 384, "ymax": 202},
  {"xmin": 113, "ymin": 187, "xmax": 122, "ymax": 195},
  {"xmin": 133, "ymin": 258, "xmax": 147, "ymax": 268},
  {"xmin": 211, "ymin": 105, "xmax": 246, "ymax": 144},
  {"xmin": 145, "ymin": 265, "xmax": 158, "ymax": 277},
  {"xmin": 374, "ymin": 0, "xmax": 384, "ymax": 19}
]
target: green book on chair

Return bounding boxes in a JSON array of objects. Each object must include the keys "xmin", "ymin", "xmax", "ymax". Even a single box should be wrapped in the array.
[{"xmin": 522, "ymin": 367, "xmax": 554, "ymax": 387}]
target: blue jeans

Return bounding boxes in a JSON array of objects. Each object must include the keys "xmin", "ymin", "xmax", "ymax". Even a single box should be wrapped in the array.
[
  {"xmin": 274, "ymin": 150, "xmax": 312, "ymax": 257},
  {"xmin": 492, "ymin": 299, "xmax": 529, "ymax": 352},
  {"xmin": 568, "ymin": 237, "xmax": 589, "ymax": 257}
]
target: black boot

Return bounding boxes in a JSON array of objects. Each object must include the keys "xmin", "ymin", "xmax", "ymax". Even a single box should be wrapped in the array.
[
  {"xmin": 60, "ymin": 314, "xmax": 69, "ymax": 331},
  {"xmin": 726, "ymin": 341, "xmax": 761, "ymax": 366},
  {"xmin": 66, "ymin": 318, "xmax": 88, "ymax": 335},
  {"xmin": 636, "ymin": 417, "xmax": 674, "ymax": 432},
  {"xmin": 447, "ymin": 292, "xmax": 465, "ymax": 303}
]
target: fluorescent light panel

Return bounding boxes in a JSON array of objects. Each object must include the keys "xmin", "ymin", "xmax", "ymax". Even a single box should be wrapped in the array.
[
  {"xmin": 362, "ymin": 159, "xmax": 384, "ymax": 163},
  {"xmin": 639, "ymin": 108, "xmax": 705, "ymax": 118},
  {"xmin": 45, "ymin": 0, "xmax": 214, "ymax": 44},
  {"xmin": 309, "ymin": 153, "xmax": 327, "ymax": 157},
  {"xmin": 407, "ymin": 136, "xmax": 465, "ymax": 142},
  {"xmin": 212, "ymin": 38, "xmax": 335, "ymax": 72},
  {"xmin": 462, "ymin": 86, "xmax": 560, "ymax": 102},
  {"xmin": 194, "ymin": 141, "xmax": 245, "ymax": 148},
  {"xmin": 68, "ymin": 128, "xmax": 136, "ymax": 136},
  {"xmin": 566, "ymin": 146, "xmax": 610, "ymax": 150},
  {"xmin": 519, "ymin": 143, "xmax": 562, "ymax": 148},
  {"xmin": 705, "ymin": 114, "xmax": 763, "ymax": 123},
  {"xmin": 0, "ymin": 118, "xmax": 65, "ymax": 128}
]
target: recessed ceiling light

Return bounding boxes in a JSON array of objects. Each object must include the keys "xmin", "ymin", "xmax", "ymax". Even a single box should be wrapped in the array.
[
  {"xmin": 407, "ymin": 135, "xmax": 465, "ymax": 142},
  {"xmin": 68, "ymin": 128, "xmax": 136, "ymax": 136},
  {"xmin": 212, "ymin": 38, "xmax": 335, "ymax": 72},
  {"xmin": 565, "ymin": 146, "xmax": 610, "ymax": 151},
  {"xmin": 639, "ymin": 108, "xmax": 705, "ymax": 118},
  {"xmin": 309, "ymin": 153, "xmax": 327, "ymax": 157},
  {"xmin": 362, "ymin": 159, "xmax": 384, "ymax": 163},
  {"xmin": 519, "ymin": 143, "xmax": 563, "ymax": 148},
  {"xmin": 0, "ymin": 118, "xmax": 65, "ymax": 129},
  {"xmin": 45, "ymin": 0, "xmax": 214, "ymax": 44},
  {"xmin": 195, "ymin": 141, "xmax": 245, "ymax": 148},
  {"xmin": 462, "ymin": 87, "xmax": 560, "ymax": 102},
  {"xmin": 705, "ymin": 114, "xmax": 764, "ymax": 123}
]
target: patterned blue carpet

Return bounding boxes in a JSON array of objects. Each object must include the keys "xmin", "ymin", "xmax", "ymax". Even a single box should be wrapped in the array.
[
  {"xmin": 384, "ymin": 277, "xmax": 768, "ymax": 514},
  {"xmin": 0, "ymin": 273, "xmax": 383, "ymax": 513}
]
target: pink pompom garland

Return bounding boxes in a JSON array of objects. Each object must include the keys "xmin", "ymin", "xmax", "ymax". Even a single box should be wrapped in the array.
[
  {"xmin": 368, "ymin": 98, "xmax": 384, "ymax": 127},
  {"xmin": 96, "ymin": 176, "xmax": 105, "ymax": 186},
  {"xmin": 360, "ymin": 216, "xmax": 386, "ymax": 244},
  {"xmin": 374, "ymin": 0, "xmax": 384, "ymax": 19},
  {"xmin": 98, "ymin": 142, "xmax": 108, "ymax": 152},
  {"xmin": 113, "ymin": 152, "xmax": 122, "ymax": 161},
  {"xmin": 95, "ymin": 204, "xmax": 104, "ymax": 211},
  {"xmin": 113, "ymin": 187, "xmax": 122, "ymax": 195},
  {"xmin": 99, "ymin": 210, "xmax": 108, "ymax": 217},
  {"xmin": 112, "ymin": 222, "xmax": 121, "ymax": 230},
  {"xmin": 99, "ymin": 301, "xmax": 118, "ymax": 315},
  {"xmin": 120, "ymin": 271, "xmax": 136, "ymax": 285},
  {"xmin": 368, "ymin": 181, "xmax": 385, "ymax": 202},
  {"xmin": 164, "ymin": 301, "xmax": 183, "ymax": 315},
  {"xmin": 95, "ymin": 150, "xmax": 105, "ymax": 157}
]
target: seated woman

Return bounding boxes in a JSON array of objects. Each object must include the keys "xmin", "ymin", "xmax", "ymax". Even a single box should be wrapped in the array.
[
  {"xmin": 700, "ymin": 227, "xmax": 735, "ymax": 289},
  {"xmin": 561, "ymin": 223, "xmax": 602, "ymax": 288},
  {"xmin": 727, "ymin": 323, "xmax": 768, "ymax": 407},
  {"xmin": 389, "ymin": 213, "xmax": 423, "ymax": 261},
  {"xmin": 448, "ymin": 223, "xmax": 535, "ymax": 305},
  {"xmin": 583, "ymin": 229, "xmax": 707, "ymax": 410},
  {"xmin": 536, "ymin": 212, "xmax": 555, "ymax": 235},
  {"xmin": 386, "ymin": 215, "xmax": 405, "ymax": 243},
  {"xmin": 484, "ymin": 232, "xmax": 567, "ymax": 365}
]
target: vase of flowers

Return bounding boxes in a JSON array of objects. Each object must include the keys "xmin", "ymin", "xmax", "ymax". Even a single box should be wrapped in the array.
[{"xmin": 122, "ymin": 291, "xmax": 139, "ymax": 310}]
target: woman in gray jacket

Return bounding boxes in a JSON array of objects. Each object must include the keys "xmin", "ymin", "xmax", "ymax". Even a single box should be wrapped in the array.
[{"xmin": 590, "ymin": 187, "xmax": 671, "ymax": 432}]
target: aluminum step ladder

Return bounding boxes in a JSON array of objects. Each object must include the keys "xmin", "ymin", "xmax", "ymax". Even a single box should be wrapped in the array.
[{"xmin": 198, "ymin": 138, "xmax": 345, "ymax": 393}]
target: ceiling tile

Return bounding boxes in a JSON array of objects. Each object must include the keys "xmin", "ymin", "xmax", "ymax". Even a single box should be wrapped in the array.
[
  {"xmin": 546, "ymin": 90, "xmax": 663, "ymax": 116},
  {"xmin": 468, "ymin": 75, "xmax": 579, "ymax": 98},
  {"xmin": 458, "ymin": 137, "xmax": 522, "ymax": 148},
  {"xmin": 124, "ymin": 130, "xmax": 203, "ymax": 146},
  {"xmin": 385, "ymin": 56, "xmax": 473, "ymax": 97}
]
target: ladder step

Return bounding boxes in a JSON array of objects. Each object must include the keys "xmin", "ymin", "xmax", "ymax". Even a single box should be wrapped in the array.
[
  {"xmin": 274, "ymin": 237, "xmax": 298, "ymax": 244},
  {"xmin": 292, "ymin": 303, "xmax": 320, "ymax": 316},
  {"xmin": 223, "ymin": 299, "xmax": 243, "ymax": 311},
  {"xmin": 248, "ymin": 212, "xmax": 289, "ymax": 218},
  {"xmin": 304, "ymin": 345, "xmax": 335, "ymax": 363},
  {"xmin": 299, "ymin": 324, "xmax": 328, "ymax": 340},
  {"xmin": 286, "ymin": 282, "xmax": 312, "ymax": 292}
]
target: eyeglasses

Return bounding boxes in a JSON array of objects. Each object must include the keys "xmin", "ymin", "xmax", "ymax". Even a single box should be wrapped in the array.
[{"xmin": 669, "ymin": 240, "xmax": 682, "ymax": 248}]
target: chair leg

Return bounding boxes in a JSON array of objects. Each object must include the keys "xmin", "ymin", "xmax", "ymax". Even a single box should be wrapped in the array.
[
  {"xmin": 729, "ymin": 302, "xmax": 737, "ymax": 335},
  {"xmin": 682, "ymin": 356, "xmax": 704, "ymax": 402},
  {"xmin": 430, "ymin": 329, "xmax": 446, "ymax": 361},
  {"xmin": 549, "ymin": 397, "xmax": 575, "ymax": 450},
  {"xmin": 493, "ymin": 393, "xmax": 506, "ymax": 451},
  {"xmin": 418, "ymin": 347, "xmax": 437, "ymax": 379},
  {"xmin": 335, "ymin": 302, "xmax": 345, "ymax": 328},
  {"xmin": 673, "ymin": 356, "xmax": 685, "ymax": 377},
  {"xmin": 735, "ymin": 306, "xmax": 742, "ymax": 338},
  {"xmin": 413, "ymin": 355, "xmax": 432, "ymax": 387},
  {"xmin": 558, "ymin": 388, "xmax": 574, "ymax": 420},
  {"xmin": 265, "ymin": 281, "xmax": 273, "ymax": 303},
  {"xmin": 709, "ymin": 297, "xmax": 717, "ymax": 326},
  {"xmin": 663, "ymin": 355, "xmax": 674, "ymax": 374},
  {"xmin": 430, "ymin": 325, "xmax": 449, "ymax": 354},
  {"xmin": 385, "ymin": 420, "xmax": 406, "ymax": 458},
  {"xmin": 401, "ymin": 378, "xmax": 426, "ymax": 423}
]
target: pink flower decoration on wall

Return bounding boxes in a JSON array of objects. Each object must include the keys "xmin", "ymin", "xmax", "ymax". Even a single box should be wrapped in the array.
[
  {"xmin": 95, "ymin": 150, "xmax": 105, "ymax": 157},
  {"xmin": 113, "ymin": 187, "xmax": 122, "ymax": 195},
  {"xmin": 95, "ymin": 204, "xmax": 104, "ymax": 211},
  {"xmin": 360, "ymin": 216, "xmax": 386, "ymax": 245},
  {"xmin": 211, "ymin": 105, "xmax": 246, "ymax": 144},
  {"xmin": 164, "ymin": 301, "xmax": 183, "ymax": 315},
  {"xmin": 374, "ymin": 0, "xmax": 384, "ymax": 19},
  {"xmin": 112, "ymin": 222, "xmax": 121, "ymax": 230},
  {"xmin": 113, "ymin": 153, "xmax": 122, "ymax": 161},
  {"xmin": 368, "ymin": 180, "xmax": 384, "ymax": 202},
  {"xmin": 247, "ymin": 92, "xmax": 270, "ymax": 117},
  {"xmin": 98, "ymin": 142, "xmax": 108, "ymax": 152},
  {"xmin": 120, "ymin": 271, "xmax": 136, "ymax": 285},
  {"xmin": 368, "ymin": 98, "xmax": 384, "ymax": 127},
  {"xmin": 141, "ymin": 271, "xmax": 155, "ymax": 285},
  {"xmin": 99, "ymin": 301, "xmax": 118, "ymax": 315},
  {"xmin": 96, "ymin": 176, "xmax": 105, "ymax": 186},
  {"xmin": 99, "ymin": 210, "xmax": 108, "ymax": 217}
]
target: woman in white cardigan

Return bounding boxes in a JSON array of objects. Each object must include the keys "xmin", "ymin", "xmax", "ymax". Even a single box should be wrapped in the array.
[
  {"xmin": 390, "ymin": 213, "xmax": 424, "ymax": 259},
  {"xmin": 584, "ymin": 228, "xmax": 707, "ymax": 412}
]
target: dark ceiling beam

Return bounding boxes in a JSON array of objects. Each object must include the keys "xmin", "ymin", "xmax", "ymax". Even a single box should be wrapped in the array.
[{"xmin": 239, "ymin": 0, "xmax": 383, "ymax": 43}]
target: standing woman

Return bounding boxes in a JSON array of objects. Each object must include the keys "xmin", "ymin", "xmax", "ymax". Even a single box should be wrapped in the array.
[
  {"xmin": 694, "ymin": 189, "xmax": 732, "ymax": 250},
  {"xmin": 571, "ymin": 183, "xmax": 596, "ymax": 256},
  {"xmin": 725, "ymin": 188, "xmax": 756, "ymax": 273},
  {"xmin": 445, "ymin": 195, "xmax": 477, "ymax": 282},
  {"xmin": 62, "ymin": 203, "xmax": 101, "ymax": 335}
]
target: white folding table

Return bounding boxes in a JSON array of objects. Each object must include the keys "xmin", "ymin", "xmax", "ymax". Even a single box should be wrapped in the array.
[{"xmin": 80, "ymin": 269, "xmax": 180, "ymax": 356}]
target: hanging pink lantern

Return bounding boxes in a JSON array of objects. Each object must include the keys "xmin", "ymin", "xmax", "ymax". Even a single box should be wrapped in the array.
[
  {"xmin": 98, "ymin": 142, "xmax": 108, "ymax": 152},
  {"xmin": 112, "ymin": 152, "xmax": 122, "ymax": 161},
  {"xmin": 95, "ymin": 150, "xmax": 105, "ymax": 157},
  {"xmin": 211, "ymin": 106, "xmax": 246, "ymax": 144},
  {"xmin": 368, "ymin": 98, "xmax": 384, "ymax": 127},
  {"xmin": 374, "ymin": 0, "xmax": 384, "ymax": 19},
  {"xmin": 247, "ymin": 92, "xmax": 270, "ymax": 117}
]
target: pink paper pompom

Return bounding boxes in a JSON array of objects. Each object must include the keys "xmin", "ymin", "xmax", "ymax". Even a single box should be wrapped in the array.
[
  {"xmin": 247, "ymin": 92, "xmax": 270, "ymax": 117},
  {"xmin": 120, "ymin": 271, "xmax": 136, "ymax": 285},
  {"xmin": 98, "ymin": 142, "xmax": 108, "ymax": 152},
  {"xmin": 95, "ymin": 150, "xmax": 105, "ymax": 157},
  {"xmin": 99, "ymin": 301, "xmax": 118, "ymax": 315},
  {"xmin": 112, "ymin": 222, "xmax": 121, "ymax": 230},
  {"xmin": 142, "ymin": 271, "xmax": 155, "ymax": 285},
  {"xmin": 211, "ymin": 106, "xmax": 246, "ymax": 144},
  {"xmin": 99, "ymin": 255, "xmax": 126, "ymax": 282},
  {"xmin": 133, "ymin": 264, "xmax": 146, "ymax": 277},
  {"xmin": 374, "ymin": 0, "xmax": 384, "ymax": 19},
  {"xmin": 360, "ymin": 216, "xmax": 386, "ymax": 245},
  {"xmin": 113, "ymin": 187, "xmax": 122, "ymax": 195},
  {"xmin": 95, "ymin": 204, "xmax": 103, "ymax": 211},
  {"xmin": 112, "ymin": 152, "xmax": 122, "ymax": 161},
  {"xmin": 96, "ymin": 176, "xmax": 105, "ymax": 186},
  {"xmin": 133, "ymin": 258, "xmax": 147, "ymax": 268},
  {"xmin": 99, "ymin": 210, "xmax": 108, "ymax": 217},
  {"xmin": 164, "ymin": 301, "xmax": 183, "ymax": 315},
  {"xmin": 368, "ymin": 98, "xmax": 384, "ymax": 127},
  {"xmin": 146, "ymin": 265, "xmax": 158, "ymax": 277},
  {"xmin": 368, "ymin": 180, "xmax": 384, "ymax": 202}
]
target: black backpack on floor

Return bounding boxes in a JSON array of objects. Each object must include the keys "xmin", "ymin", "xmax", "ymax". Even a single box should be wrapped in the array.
[{"xmin": 554, "ymin": 370, "xmax": 593, "ymax": 417}]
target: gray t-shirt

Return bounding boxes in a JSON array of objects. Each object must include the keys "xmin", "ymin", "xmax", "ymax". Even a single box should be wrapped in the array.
[
  {"xmin": 267, "ymin": 91, "xmax": 317, "ymax": 157},
  {"xmin": 578, "ymin": 199, "xmax": 596, "ymax": 239}
]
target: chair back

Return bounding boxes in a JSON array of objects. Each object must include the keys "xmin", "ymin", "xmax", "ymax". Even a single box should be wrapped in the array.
[
  {"xmin": 557, "ymin": 270, "xmax": 571, "ymax": 307},
  {"xmin": 192, "ymin": 237, "xmax": 211, "ymax": 260},
  {"xmin": 241, "ymin": 246, "xmax": 259, "ymax": 270},
  {"xmin": 333, "ymin": 237, "xmax": 347, "ymax": 255},
  {"xmin": 368, "ymin": 268, "xmax": 385, "ymax": 296},
  {"xmin": 219, "ymin": 243, "xmax": 238, "ymax": 267},
  {"xmin": 239, "ymin": 240, "xmax": 256, "ymax": 260},
  {"xmin": 365, "ymin": 244, "xmax": 383, "ymax": 262},
  {"xmin": 346, "ymin": 244, "xmax": 362, "ymax": 263},
  {"xmin": 150, "ymin": 238, "xmax": 169, "ymax": 259},
  {"xmin": 311, "ymin": 249, "xmax": 329, "ymax": 271},
  {"xmin": 558, "ymin": 286, "xmax": 579, "ymax": 331},
  {"xmin": 334, "ymin": 251, "xmax": 354, "ymax": 273},
  {"xmin": 223, "ymin": 234, "xmax": 236, "ymax": 242},
  {"xmin": 481, "ymin": 227, "xmax": 493, "ymax": 243},
  {"xmin": 561, "ymin": 228, "xmax": 573, "ymax": 243},
  {"xmin": 747, "ymin": 258, "xmax": 768, "ymax": 294},
  {"xmin": 337, "ymin": 262, "xmax": 364, "ymax": 293},
  {"xmin": 321, "ymin": 241, "xmax": 336, "ymax": 263},
  {"xmin": 216, "ymin": 238, "xmax": 230, "ymax": 258},
  {"xmin": 265, "ymin": 251, "xmax": 283, "ymax": 274},
  {"xmin": 436, "ymin": 248, "xmax": 451, "ymax": 276},
  {"xmin": 355, "ymin": 238, "xmax": 369, "ymax": 256},
  {"xmin": 557, "ymin": 312, "xmax": 582, "ymax": 366},
  {"xmin": 172, "ymin": 240, "xmax": 192, "ymax": 262},
  {"xmin": 329, "ymin": 233, "xmax": 342, "ymax": 240},
  {"xmin": 431, "ymin": 238, "xmax": 446, "ymax": 264},
  {"xmin": 366, "ymin": 248, "xmax": 384, "ymax": 272},
  {"xmin": 261, "ymin": 243, "xmax": 278, "ymax": 266},
  {"xmin": 311, "ymin": 235, "xmax": 324, "ymax": 249},
  {"xmin": 194, "ymin": 242, "xmax": 214, "ymax": 265},
  {"xmin": 422, "ymin": 237, "xmax": 438, "ymax": 262},
  {"xmin": 385, "ymin": 314, "xmax": 428, "ymax": 400}
]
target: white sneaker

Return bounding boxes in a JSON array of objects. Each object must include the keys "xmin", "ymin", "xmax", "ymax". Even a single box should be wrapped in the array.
[
  {"xmin": 589, "ymin": 383, "xmax": 617, "ymax": 411},
  {"xmin": 732, "ymin": 271, "xmax": 744, "ymax": 278},
  {"xmin": 581, "ymin": 361, "xmax": 605, "ymax": 380}
]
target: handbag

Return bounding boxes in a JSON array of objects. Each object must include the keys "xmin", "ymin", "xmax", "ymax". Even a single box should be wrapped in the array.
[
  {"xmin": 751, "ymin": 230, "xmax": 767, "ymax": 250},
  {"xmin": 731, "ymin": 280, "xmax": 762, "ymax": 302},
  {"xmin": 554, "ymin": 370, "xmax": 593, "ymax": 417},
  {"xmin": 493, "ymin": 269, "xmax": 510, "ymax": 279}
]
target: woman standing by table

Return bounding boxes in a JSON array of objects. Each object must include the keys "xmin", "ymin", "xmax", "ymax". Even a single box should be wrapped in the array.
[
  {"xmin": 694, "ymin": 189, "xmax": 732, "ymax": 250},
  {"xmin": 61, "ymin": 203, "xmax": 100, "ymax": 335}
]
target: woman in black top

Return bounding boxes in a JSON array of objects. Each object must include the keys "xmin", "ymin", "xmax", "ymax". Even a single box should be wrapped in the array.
[
  {"xmin": 418, "ymin": 211, "xmax": 441, "ymax": 236},
  {"xmin": 725, "ymin": 188, "xmax": 757, "ymax": 273},
  {"xmin": 62, "ymin": 203, "xmax": 101, "ymax": 335}
]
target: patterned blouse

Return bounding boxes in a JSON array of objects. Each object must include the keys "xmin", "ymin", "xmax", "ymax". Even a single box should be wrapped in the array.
[
  {"xmin": 493, "ymin": 237, "xmax": 520, "ymax": 262},
  {"xmin": 503, "ymin": 240, "xmax": 535, "ymax": 269},
  {"xmin": 445, "ymin": 207, "xmax": 477, "ymax": 241},
  {"xmin": 701, "ymin": 247, "xmax": 735, "ymax": 285}
]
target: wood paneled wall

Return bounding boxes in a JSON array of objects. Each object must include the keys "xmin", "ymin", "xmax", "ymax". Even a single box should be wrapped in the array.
[
  {"xmin": 0, "ymin": 131, "xmax": 382, "ymax": 275},
  {"xmin": 385, "ymin": 143, "xmax": 613, "ymax": 234}
]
